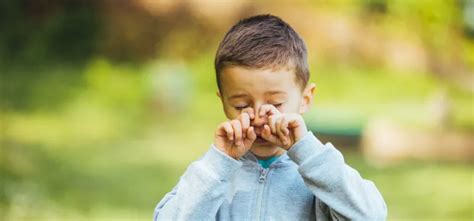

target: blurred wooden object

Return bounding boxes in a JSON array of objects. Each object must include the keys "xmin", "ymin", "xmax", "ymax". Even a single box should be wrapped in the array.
[{"xmin": 362, "ymin": 118, "xmax": 473, "ymax": 166}]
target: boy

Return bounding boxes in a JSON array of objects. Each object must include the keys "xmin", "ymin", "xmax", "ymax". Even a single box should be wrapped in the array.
[{"xmin": 153, "ymin": 14, "xmax": 387, "ymax": 221}]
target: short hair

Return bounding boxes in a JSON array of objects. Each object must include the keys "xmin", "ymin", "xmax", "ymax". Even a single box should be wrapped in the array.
[{"xmin": 214, "ymin": 14, "xmax": 309, "ymax": 92}]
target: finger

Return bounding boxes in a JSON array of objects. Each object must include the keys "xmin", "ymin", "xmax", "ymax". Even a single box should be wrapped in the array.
[
  {"xmin": 262, "ymin": 124, "xmax": 280, "ymax": 144},
  {"xmin": 268, "ymin": 115, "xmax": 280, "ymax": 135},
  {"xmin": 259, "ymin": 104, "xmax": 280, "ymax": 117},
  {"xmin": 238, "ymin": 112, "xmax": 250, "ymax": 140},
  {"xmin": 276, "ymin": 122, "xmax": 288, "ymax": 146},
  {"xmin": 231, "ymin": 120, "xmax": 242, "ymax": 146},
  {"xmin": 221, "ymin": 121, "xmax": 234, "ymax": 141},
  {"xmin": 244, "ymin": 126, "xmax": 257, "ymax": 148},
  {"xmin": 275, "ymin": 117, "xmax": 282, "ymax": 135},
  {"xmin": 246, "ymin": 126, "xmax": 257, "ymax": 141},
  {"xmin": 238, "ymin": 112, "xmax": 250, "ymax": 131},
  {"xmin": 262, "ymin": 124, "xmax": 271, "ymax": 139},
  {"xmin": 280, "ymin": 117, "xmax": 290, "ymax": 136},
  {"xmin": 241, "ymin": 107, "xmax": 255, "ymax": 120},
  {"xmin": 286, "ymin": 113, "xmax": 303, "ymax": 129}
]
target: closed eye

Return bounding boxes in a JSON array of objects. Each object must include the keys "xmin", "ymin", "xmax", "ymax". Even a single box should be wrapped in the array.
[
  {"xmin": 273, "ymin": 103, "xmax": 283, "ymax": 108},
  {"xmin": 234, "ymin": 105, "xmax": 249, "ymax": 110}
]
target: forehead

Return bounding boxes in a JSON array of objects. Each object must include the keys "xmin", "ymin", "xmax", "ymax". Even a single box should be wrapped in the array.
[{"xmin": 220, "ymin": 66, "xmax": 299, "ymax": 97}]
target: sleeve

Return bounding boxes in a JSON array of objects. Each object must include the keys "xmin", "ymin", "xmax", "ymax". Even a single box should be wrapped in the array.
[
  {"xmin": 153, "ymin": 144, "xmax": 243, "ymax": 221},
  {"xmin": 286, "ymin": 131, "xmax": 388, "ymax": 221}
]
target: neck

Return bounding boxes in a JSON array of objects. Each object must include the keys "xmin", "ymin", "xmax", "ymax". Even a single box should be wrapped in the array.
[{"xmin": 250, "ymin": 145, "xmax": 285, "ymax": 160}]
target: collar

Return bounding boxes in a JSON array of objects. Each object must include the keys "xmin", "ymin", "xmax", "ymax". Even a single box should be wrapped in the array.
[{"xmin": 240, "ymin": 150, "xmax": 292, "ymax": 168}]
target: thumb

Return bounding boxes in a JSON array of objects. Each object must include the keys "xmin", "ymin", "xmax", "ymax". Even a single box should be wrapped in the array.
[{"xmin": 261, "ymin": 124, "xmax": 280, "ymax": 144}]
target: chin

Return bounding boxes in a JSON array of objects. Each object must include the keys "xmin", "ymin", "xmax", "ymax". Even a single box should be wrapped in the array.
[
  {"xmin": 250, "ymin": 145, "xmax": 285, "ymax": 159},
  {"xmin": 251, "ymin": 143, "xmax": 275, "ymax": 149}
]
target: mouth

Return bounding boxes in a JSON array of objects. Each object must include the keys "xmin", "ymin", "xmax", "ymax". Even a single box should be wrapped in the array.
[
  {"xmin": 254, "ymin": 136, "xmax": 269, "ymax": 144},
  {"xmin": 253, "ymin": 128, "xmax": 271, "ymax": 145}
]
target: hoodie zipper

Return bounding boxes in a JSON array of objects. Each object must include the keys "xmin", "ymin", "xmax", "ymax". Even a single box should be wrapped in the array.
[
  {"xmin": 255, "ymin": 167, "xmax": 269, "ymax": 221},
  {"xmin": 258, "ymin": 167, "xmax": 268, "ymax": 183}
]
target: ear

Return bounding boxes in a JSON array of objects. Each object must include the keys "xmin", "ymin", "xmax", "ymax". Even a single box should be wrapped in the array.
[{"xmin": 299, "ymin": 83, "xmax": 316, "ymax": 114}]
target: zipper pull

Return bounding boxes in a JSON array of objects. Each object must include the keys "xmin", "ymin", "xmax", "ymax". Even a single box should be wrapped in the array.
[{"xmin": 258, "ymin": 168, "xmax": 267, "ymax": 183}]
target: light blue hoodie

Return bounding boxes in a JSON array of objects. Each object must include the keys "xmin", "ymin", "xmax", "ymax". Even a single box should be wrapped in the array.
[{"xmin": 153, "ymin": 131, "xmax": 387, "ymax": 220}]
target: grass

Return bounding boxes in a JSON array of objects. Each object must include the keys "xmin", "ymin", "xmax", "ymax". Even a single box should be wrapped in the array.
[
  {"xmin": 343, "ymin": 151, "xmax": 473, "ymax": 220},
  {"xmin": 1, "ymin": 59, "xmax": 473, "ymax": 220},
  {"xmin": 2, "ymin": 121, "xmax": 472, "ymax": 220}
]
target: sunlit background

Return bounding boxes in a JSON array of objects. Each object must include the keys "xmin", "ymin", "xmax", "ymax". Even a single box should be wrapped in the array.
[{"xmin": 1, "ymin": 0, "xmax": 473, "ymax": 220}]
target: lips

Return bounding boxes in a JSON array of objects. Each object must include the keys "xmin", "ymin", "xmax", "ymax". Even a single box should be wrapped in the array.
[
  {"xmin": 254, "ymin": 127, "xmax": 262, "ymax": 136},
  {"xmin": 253, "ymin": 127, "xmax": 270, "ymax": 144},
  {"xmin": 255, "ymin": 136, "xmax": 268, "ymax": 144}
]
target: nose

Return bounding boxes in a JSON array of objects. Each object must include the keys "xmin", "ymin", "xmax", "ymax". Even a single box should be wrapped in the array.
[
  {"xmin": 251, "ymin": 108, "xmax": 267, "ymax": 127},
  {"xmin": 252, "ymin": 114, "xmax": 266, "ymax": 137}
]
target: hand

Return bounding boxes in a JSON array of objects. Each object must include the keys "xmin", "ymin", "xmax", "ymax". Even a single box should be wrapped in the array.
[
  {"xmin": 259, "ymin": 104, "xmax": 308, "ymax": 150},
  {"xmin": 214, "ymin": 108, "xmax": 257, "ymax": 159}
]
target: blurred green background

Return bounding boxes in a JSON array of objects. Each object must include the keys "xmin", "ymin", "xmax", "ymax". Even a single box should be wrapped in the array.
[{"xmin": 1, "ymin": 0, "xmax": 473, "ymax": 220}]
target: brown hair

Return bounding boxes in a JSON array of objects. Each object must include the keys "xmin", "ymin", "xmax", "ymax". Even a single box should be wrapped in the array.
[{"xmin": 214, "ymin": 14, "xmax": 309, "ymax": 92}]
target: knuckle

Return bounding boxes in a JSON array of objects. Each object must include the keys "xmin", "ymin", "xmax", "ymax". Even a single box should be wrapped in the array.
[{"xmin": 219, "ymin": 122, "xmax": 228, "ymax": 130}]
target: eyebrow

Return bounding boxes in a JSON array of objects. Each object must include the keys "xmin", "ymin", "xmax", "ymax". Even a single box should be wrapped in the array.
[
  {"xmin": 265, "ymin": 91, "xmax": 287, "ymax": 95},
  {"xmin": 228, "ymin": 93, "xmax": 248, "ymax": 100},
  {"xmin": 228, "ymin": 91, "xmax": 287, "ymax": 100}
]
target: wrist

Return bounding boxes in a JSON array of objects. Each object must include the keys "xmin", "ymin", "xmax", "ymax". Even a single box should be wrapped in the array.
[
  {"xmin": 286, "ymin": 127, "xmax": 308, "ymax": 151},
  {"xmin": 287, "ymin": 131, "xmax": 326, "ymax": 165},
  {"xmin": 294, "ymin": 124, "xmax": 308, "ymax": 142},
  {"xmin": 214, "ymin": 144, "xmax": 240, "ymax": 160}
]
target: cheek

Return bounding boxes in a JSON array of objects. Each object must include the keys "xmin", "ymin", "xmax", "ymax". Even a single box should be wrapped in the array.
[
  {"xmin": 229, "ymin": 111, "xmax": 240, "ymax": 119},
  {"xmin": 223, "ymin": 105, "xmax": 240, "ymax": 119},
  {"xmin": 281, "ymin": 99, "xmax": 302, "ymax": 113}
]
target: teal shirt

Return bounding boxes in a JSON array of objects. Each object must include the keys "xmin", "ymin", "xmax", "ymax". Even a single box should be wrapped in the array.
[{"xmin": 257, "ymin": 155, "xmax": 280, "ymax": 168}]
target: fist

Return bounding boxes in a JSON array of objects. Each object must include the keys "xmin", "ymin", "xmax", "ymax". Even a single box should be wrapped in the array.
[
  {"xmin": 214, "ymin": 108, "xmax": 257, "ymax": 159},
  {"xmin": 258, "ymin": 104, "xmax": 308, "ymax": 150}
]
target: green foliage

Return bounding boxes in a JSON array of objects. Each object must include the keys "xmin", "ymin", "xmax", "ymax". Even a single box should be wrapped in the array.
[
  {"xmin": 1, "ymin": 1, "xmax": 473, "ymax": 220},
  {"xmin": 0, "ymin": 1, "xmax": 100, "ymax": 64}
]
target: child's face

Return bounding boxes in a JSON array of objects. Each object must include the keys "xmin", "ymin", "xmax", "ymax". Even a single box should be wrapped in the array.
[{"xmin": 218, "ymin": 66, "xmax": 315, "ymax": 149}]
